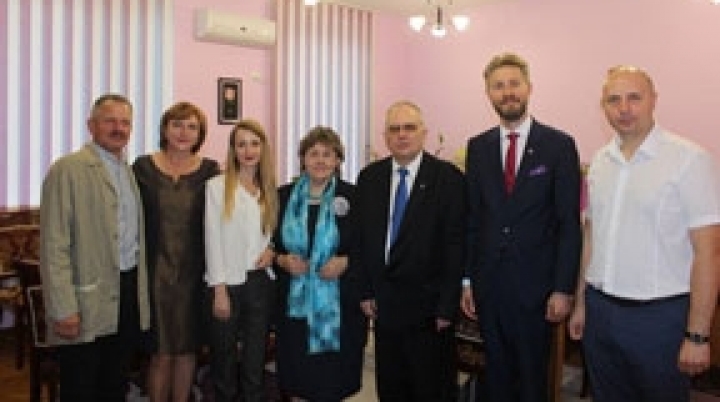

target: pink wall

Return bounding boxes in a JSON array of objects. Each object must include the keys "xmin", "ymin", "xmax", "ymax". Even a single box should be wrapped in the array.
[
  {"xmin": 173, "ymin": 0, "xmax": 276, "ymax": 162},
  {"xmin": 371, "ymin": 0, "xmax": 720, "ymax": 163},
  {"xmin": 175, "ymin": 0, "xmax": 720, "ymax": 166}
]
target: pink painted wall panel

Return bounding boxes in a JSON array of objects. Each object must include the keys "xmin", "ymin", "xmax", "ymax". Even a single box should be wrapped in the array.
[
  {"xmin": 173, "ymin": 0, "xmax": 277, "ymax": 163},
  {"xmin": 367, "ymin": 0, "xmax": 720, "ymax": 162},
  {"xmin": 175, "ymin": 0, "xmax": 720, "ymax": 165},
  {"xmin": 369, "ymin": 13, "xmax": 415, "ymax": 160}
]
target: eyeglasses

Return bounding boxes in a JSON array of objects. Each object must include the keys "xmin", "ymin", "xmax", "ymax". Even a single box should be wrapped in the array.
[{"xmin": 386, "ymin": 123, "xmax": 420, "ymax": 133}]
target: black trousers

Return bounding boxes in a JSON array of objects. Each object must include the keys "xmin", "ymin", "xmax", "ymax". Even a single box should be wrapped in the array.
[
  {"xmin": 374, "ymin": 321, "xmax": 457, "ymax": 402},
  {"xmin": 208, "ymin": 271, "xmax": 275, "ymax": 402},
  {"xmin": 56, "ymin": 269, "xmax": 141, "ymax": 402},
  {"xmin": 479, "ymin": 301, "xmax": 551, "ymax": 402}
]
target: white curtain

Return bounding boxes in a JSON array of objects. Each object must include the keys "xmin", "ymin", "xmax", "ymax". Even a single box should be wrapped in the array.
[
  {"xmin": 276, "ymin": 0, "xmax": 373, "ymax": 182},
  {"xmin": 0, "ymin": 0, "xmax": 173, "ymax": 206}
]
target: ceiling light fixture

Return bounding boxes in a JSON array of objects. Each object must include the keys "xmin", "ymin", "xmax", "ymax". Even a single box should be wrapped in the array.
[
  {"xmin": 304, "ymin": 0, "xmax": 319, "ymax": 5},
  {"xmin": 408, "ymin": 0, "xmax": 469, "ymax": 38}
]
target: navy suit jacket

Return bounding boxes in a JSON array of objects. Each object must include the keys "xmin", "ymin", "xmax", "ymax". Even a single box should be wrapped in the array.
[
  {"xmin": 355, "ymin": 152, "xmax": 466, "ymax": 331},
  {"xmin": 466, "ymin": 120, "xmax": 582, "ymax": 311}
]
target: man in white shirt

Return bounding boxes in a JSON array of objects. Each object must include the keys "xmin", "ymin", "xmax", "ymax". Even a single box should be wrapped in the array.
[{"xmin": 568, "ymin": 66, "xmax": 720, "ymax": 402}]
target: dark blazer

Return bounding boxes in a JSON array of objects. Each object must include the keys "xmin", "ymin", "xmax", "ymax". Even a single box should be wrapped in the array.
[
  {"xmin": 466, "ymin": 120, "xmax": 582, "ymax": 310},
  {"xmin": 356, "ymin": 152, "xmax": 466, "ymax": 331},
  {"xmin": 272, "ymin": 178, "xmax": 368, "ymax": 399}
]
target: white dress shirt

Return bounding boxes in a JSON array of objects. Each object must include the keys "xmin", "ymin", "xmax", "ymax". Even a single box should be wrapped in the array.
[
  {"xmin": 585, "ymin": 126, "xmax": 720, "ymax": 299},
  {"xmin": 500, "ymin": 116, "xmax": 533, "ymax": 169},
  {"xmin": 204, "ymin": 175, "xmax": 272, "ymax": 286}
]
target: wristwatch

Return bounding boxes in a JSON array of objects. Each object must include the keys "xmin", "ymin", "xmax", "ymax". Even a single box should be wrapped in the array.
[{"xmin": 684, "ymin": 331, "xmax": 710, "ymax": 344}]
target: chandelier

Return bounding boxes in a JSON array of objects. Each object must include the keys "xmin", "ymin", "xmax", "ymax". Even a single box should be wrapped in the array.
[{"xmin": 409, "ymin": 1, "xmax": 470, "ymax": 38}]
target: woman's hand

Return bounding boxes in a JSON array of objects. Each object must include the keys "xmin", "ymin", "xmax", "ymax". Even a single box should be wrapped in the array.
[
  {"xmin": 319, "ymin": 256, "xmax": 348, "ymax": 279},
  {"xmin": 213, "ymin": 286, "xmax": 231, "ymax": 320},
  {"xmin": 277, "ymin": 253, "xmax": 309, "ymax": 276},
  {"xmin": 255, "ymin": 247, "xmax": 275, "ymax": 269}
]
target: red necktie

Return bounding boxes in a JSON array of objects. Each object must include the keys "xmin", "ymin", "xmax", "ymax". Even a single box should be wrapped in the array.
[{"xmin": 504, "ymin": 133, "xmax": 519, "ymax": 194}]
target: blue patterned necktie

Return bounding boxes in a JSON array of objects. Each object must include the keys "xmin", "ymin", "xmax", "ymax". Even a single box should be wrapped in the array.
[{"xmin": 390, "ymin": 167, "xmax": 409, "ymax": 245}]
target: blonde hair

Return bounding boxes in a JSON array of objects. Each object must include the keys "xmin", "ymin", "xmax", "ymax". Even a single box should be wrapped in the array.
[
  {"xmin": 223, "ymin": 119, "xmax": 278, "ymax": 235},
  {"xmin": 483, "ymin": 53, "xmax": 530, "ymax": 81}
]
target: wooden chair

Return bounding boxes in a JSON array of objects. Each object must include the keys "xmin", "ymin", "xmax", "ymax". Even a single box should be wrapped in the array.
[
  {"xmin": 15, "ymin": 259, "xmax": 59, "ymax": 402},
  {"xmin": 456, "ymin": 314, "xmax": 484, "ymax": 401},
  {"xmin": 25, "ymin": 284, "xmax": 59, "ymax": 402},
  {"xmin": 456, "ymin": 316, "xmax": 586, "ymax": 402},
  {"xmin": 0, "ymin": 226, "xmax": 41, "ymax": 369}
]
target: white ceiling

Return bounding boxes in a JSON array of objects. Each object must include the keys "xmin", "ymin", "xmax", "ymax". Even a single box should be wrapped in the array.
[{"xmin": 325, "ymin": 0, "xmax": 499, "ymax": 15}]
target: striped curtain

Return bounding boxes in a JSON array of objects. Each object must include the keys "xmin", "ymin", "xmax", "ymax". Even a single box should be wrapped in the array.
[
  {"xmin": 276, "ymin": 0, "xmax": 373, "ymax": 182},
  {"xmin": 0, "ymin": 0, "xmax": 173, "ymax": 207}
]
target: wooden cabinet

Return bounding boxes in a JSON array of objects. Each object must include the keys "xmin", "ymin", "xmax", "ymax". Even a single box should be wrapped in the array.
[{"xmin": 0, "ymin": 207, "xmax": 40, "ymax": 271}]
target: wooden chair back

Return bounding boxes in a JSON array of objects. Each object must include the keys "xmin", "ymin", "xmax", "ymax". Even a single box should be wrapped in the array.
[{"xmin": 14, "ymin": 259, "xmax": 58, "ymax": 402}]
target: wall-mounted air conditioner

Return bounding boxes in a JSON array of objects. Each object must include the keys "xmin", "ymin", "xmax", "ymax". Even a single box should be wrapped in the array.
[{"xmin": 194, "ymin": 8, "xmax": 276, "ymax": 49}]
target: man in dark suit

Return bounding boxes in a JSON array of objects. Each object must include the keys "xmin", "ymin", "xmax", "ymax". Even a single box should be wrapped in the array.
[
  {"xmin": 356, "ymin": 100, "xmax": 466, "ymax": 401},
  {"xmin": 461, "ymin": 53, "xmax": 582, "ymax": 402}
]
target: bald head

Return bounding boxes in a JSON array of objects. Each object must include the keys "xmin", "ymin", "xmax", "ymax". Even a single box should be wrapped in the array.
[
  {"xmin": 603, "ymin": 65, "xmax": 656, "ymax": 96},
  {"xmin": 601, "ymin": 65, "xmax": 657, "ymax": 141}
]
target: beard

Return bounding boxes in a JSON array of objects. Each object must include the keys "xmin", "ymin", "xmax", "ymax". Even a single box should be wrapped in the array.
[{"xmin": 493, "ymin": 98, "xmax": 528, "ymax": 123}]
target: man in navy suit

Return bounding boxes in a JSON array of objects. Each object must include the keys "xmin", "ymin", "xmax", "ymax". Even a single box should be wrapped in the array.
[
  {"xmin": 461, "ymin": 53, "xmax": 582, "ymax": 401},
  {"xmin": 356, "ymin": 101, "xmax": 466, "ymax": 401}
]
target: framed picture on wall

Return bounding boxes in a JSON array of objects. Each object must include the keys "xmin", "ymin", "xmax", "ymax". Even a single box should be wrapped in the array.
[{"xmin": 217, "ymin": 77, "xmax": 242, "ymax": 125}]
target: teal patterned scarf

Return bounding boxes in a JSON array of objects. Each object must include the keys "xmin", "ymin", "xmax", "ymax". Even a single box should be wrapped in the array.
[{"xmin": 281, "ymin": 173, "xmax": 340, "ymax": 353}]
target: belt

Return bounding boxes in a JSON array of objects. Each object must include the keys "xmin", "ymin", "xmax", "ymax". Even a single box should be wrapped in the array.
[
  {"xmin": 246, "ymin": 267, "xmax": 275, "ymax": 279},
  {"xmin": 589, "ymin": 286, "xmax": 688, "ymax": 306}
]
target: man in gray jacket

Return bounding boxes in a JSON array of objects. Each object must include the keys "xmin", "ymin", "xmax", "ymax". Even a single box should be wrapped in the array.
[{"xmin": 40, "ymin": 93, "xmax": 150, "ymax": 402}]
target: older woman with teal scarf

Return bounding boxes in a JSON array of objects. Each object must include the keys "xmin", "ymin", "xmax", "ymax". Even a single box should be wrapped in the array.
[{"xmin": 273, "ymin": 126, "xmax": 368, "ymax": 401}]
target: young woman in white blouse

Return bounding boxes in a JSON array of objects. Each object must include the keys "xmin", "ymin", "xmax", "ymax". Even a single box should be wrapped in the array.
[{"xmin": 204, "ymin": 119, "xmax": 278, "ymax": 402}]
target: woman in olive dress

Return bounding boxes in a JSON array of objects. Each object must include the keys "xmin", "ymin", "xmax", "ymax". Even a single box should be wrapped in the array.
[{"xmin": 133, "ymin": 102, "xmax": 219, "ymax": 402}]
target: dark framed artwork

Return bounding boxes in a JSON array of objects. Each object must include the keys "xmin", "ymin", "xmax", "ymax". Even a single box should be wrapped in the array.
[{"xmin": 217, "ymin": 77, "xmax": 242, "ymax": 125}]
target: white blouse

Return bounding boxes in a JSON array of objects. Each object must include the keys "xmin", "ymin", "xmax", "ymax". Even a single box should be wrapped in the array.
[{"xmin": 204, "ymin": 175, "xmax": 272, "ymax": 286}]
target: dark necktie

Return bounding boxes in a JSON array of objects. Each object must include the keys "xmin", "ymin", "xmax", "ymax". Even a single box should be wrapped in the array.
[
  {"xmin": 504, "ymin": 133, "xmax": 519, "ymax": 194},
  {"xmin": 390, "ymin": 167, "xmax": 409, "ymax": 245}
]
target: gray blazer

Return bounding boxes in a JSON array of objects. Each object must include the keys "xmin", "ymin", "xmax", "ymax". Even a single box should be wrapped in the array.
[{"xmin": 40, "ymin": 143, "xmax": 150, "ymax": 345}]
